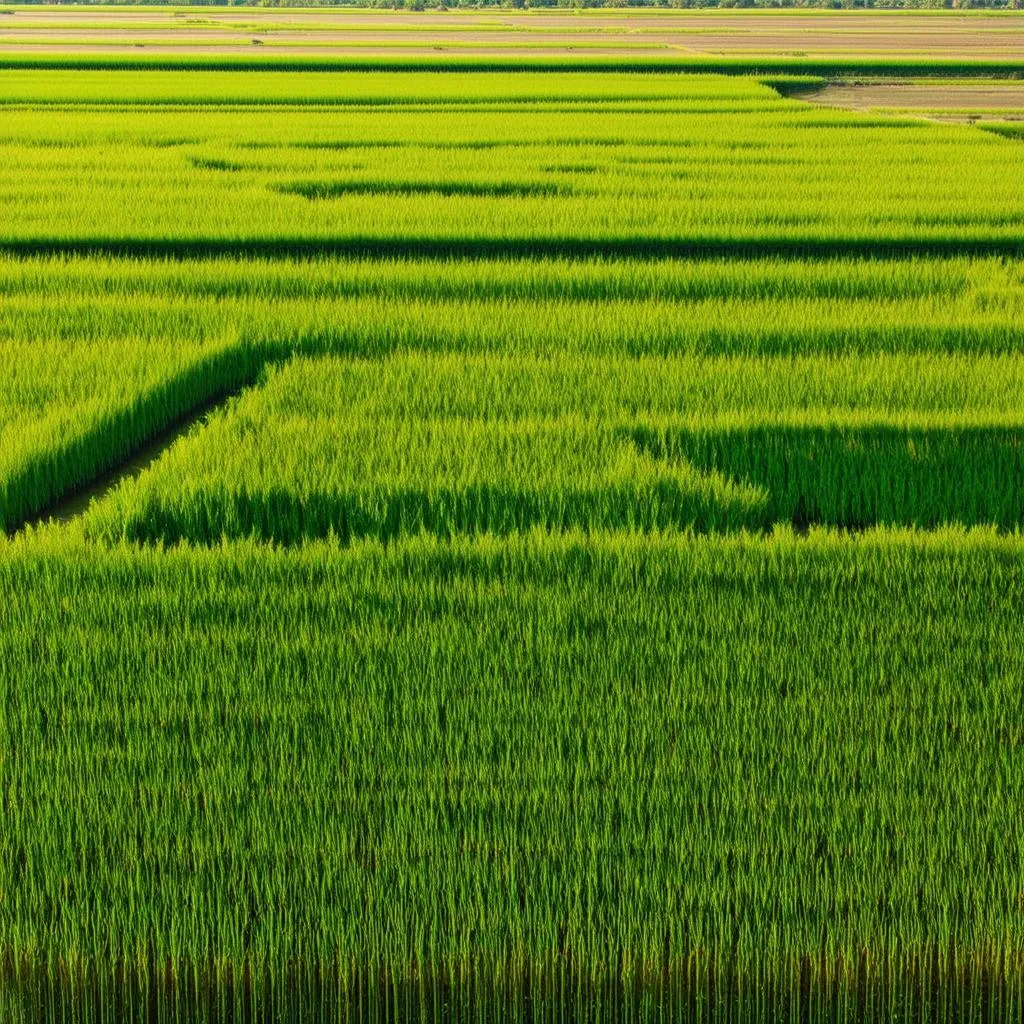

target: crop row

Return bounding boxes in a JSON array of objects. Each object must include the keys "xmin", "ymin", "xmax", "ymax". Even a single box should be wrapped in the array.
[
  {"xmin": 0, "ymin": 69, "xmax": 781, "ymax": 106},
  {"xmin": 7, "ymin": 286, "xmax": 1024, "ymax": 356},
  {"xmin": 0, "ymin": 253, "xmax": 1008, "ymax": 302}
]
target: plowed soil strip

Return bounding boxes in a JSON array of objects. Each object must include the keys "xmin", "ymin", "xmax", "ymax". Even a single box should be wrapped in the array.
[
  {"xmin": 802, "ymin": 81, "xmax": 1024, "ymax": 119},
  {"xmin": 2, "ymin": 10, "xmax": 1024, "ymax": 61}
]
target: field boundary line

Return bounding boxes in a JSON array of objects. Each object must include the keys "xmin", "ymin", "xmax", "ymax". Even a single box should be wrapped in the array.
[
  {"xmin": 4, "ymin": 237, "xmax": 1024, "ymax": 261},
  {"xmin": 2, "ymin": 55, "xmax": 1024, "ymax": 77}
]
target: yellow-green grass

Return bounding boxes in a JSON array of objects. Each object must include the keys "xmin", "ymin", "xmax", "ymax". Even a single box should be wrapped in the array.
[
  {"xmin": 85, "ymin": 353, "xmax": 1024, "ymax": 544},
  {"xmin": 0, "ymin": 72, "xmax": 1022, "ymax": 257}
]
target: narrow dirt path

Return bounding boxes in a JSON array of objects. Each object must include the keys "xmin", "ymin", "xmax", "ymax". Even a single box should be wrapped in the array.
[{"xmin": 12, "ymin": 387, "xmax": 244, "ymax": 534}]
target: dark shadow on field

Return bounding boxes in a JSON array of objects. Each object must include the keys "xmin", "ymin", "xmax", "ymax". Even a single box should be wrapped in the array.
[
  {"xmin": 630, "ymin": 421, "xmax": 1024, "ymax": 531},
  {"xmin": 2, "ymin": 55, "xmax": 1024, "ymax": 77},
  {"xmin": 277, "ymin": 180, "xmax": 570, "ymax": 200},
  {"xmin": 98, "ymin": 477, "xmax": 761, "ymax": 547},
  {"xmin": 5, "ymin": 236, "xmax": 1024, "ymax": 261}
]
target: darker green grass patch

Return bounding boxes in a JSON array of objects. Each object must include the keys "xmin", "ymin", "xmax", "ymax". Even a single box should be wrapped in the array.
[
  {"xmin": 277, "ymin": 179, "xmax": 571, "ymax": 200},
  {"xmin": 632, "ymin": 421, "xmax": 1024, "ymax": 531},
  {"xmin": 98, "ymin": 478, "xmax": 759, "ymax": 547},
  {"xmin": 783, "ymin": 117, "xmax": 933, "ymax": 130},
  {"xmin": 7, "ymin": 237, "xmax": 1024, "ymax": 265},
  {"xmin": 978, "ymin": 122, "xmax": 1024, "ymax": 142},
  {"xmin": 289, "ymin": 139, "xmax": 511, "ymax": 152},
  {"xmin": 543, "ymin": 164, "xmax": 599, "ymax": 174},
  {"xmin": 189, "ymin": 156, "xmax": 248, "ymax": 173},
  {"xmin": 3, "ymin": 55, "xmax": 1024, "ymax": 77}
]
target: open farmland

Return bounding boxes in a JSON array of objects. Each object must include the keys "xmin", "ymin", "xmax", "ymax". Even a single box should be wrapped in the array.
[
  {"xmin": 3, "ymin": 7, "xmax": 1024, "ymax": 67},
  {"xmin": 2, "ymin": 12, "xmax": 1024, "ymax": 1023}
]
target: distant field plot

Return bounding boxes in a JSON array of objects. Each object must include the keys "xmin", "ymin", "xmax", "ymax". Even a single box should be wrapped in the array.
[
  {"xmin": 1, "ymin": 7, "xmax": 1023, "ymax": 67},
  {"xmin": 3, "ymin": 37, "xmax": 1024, "ymax": 1024},
  {"xmin": 803, "ymin": 79, "xmax": 1024, "ymax": 122}
]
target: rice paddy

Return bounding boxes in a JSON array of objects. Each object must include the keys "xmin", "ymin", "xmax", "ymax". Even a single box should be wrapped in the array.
[
  {"xmin": 3, "ymin": 7, "xmax": 1024, "ymax": 68},
  {"xmin": 2, "ymin": 10, "xmax": 1024, "ymax": 1022}
]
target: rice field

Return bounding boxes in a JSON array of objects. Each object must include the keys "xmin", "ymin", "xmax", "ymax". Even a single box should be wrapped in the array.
[
  {"xmin": 3, "ymin": 527, "xmax": 1024, "ymax": 1023},
  {"xmin": 2, "ymin": 72, "xmax": 1024, "ymax": 255},
  {"xmin": 83, "ymin": 352, "xmax": 1024, "ymax": 544},
  {"xmin": 2, "ymin": 17, "xmax": 1024, "ymax": 1023},
  {"xmin": 3, "ymin": 7, "xmax": 1024, "ymax": 68}
]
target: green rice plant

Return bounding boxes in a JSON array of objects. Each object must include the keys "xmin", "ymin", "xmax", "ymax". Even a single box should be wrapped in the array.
[
  {"xmin": 85, "ymin": 353, "xmax": 1024, "ymax": 544},
  {"xmin": 0, "ymin": 72, "xmax": 1022, "ymax": 257},
  {"xmin": 0, "ymin": 526, "xmax": 1021, "ymax": 1020},
  {"xmin": 0, "ymin": 252, "xmax": 1000, "ymax": 304}
]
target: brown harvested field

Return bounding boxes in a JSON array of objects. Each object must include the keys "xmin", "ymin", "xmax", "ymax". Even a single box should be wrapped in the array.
[
  {"xmin": 2, "ymin": 8, "xmax": 1024, "ymax": 61},
  {"xmin": 803, "ymin": 81, "xmax": 1024, "ymax": 120}
]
